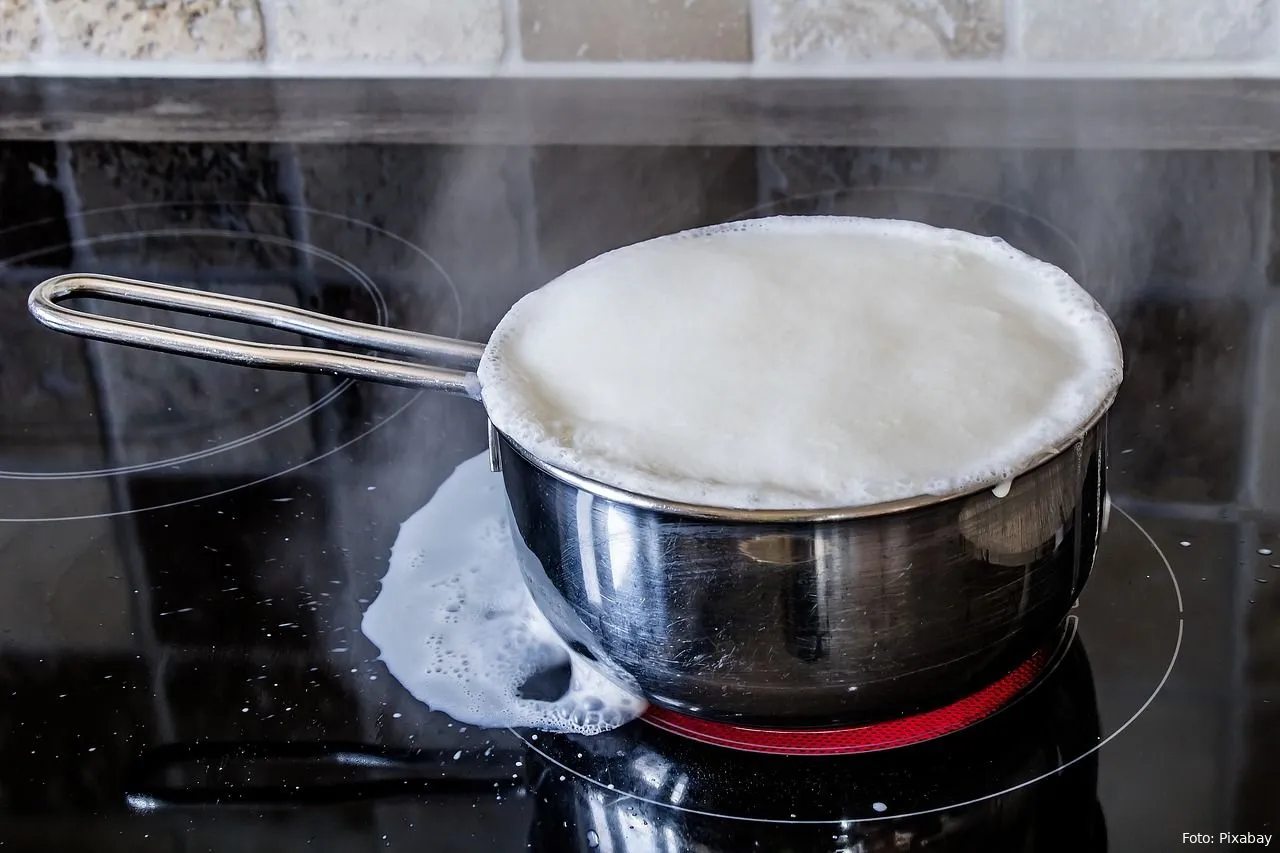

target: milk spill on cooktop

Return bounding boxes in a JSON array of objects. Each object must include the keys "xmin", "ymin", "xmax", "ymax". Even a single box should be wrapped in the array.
[
  {"xmin": 362, "ymin": 453, "xmax": 646, "ymax": 735},
  {"xmin": 365, "ymin": 451, "xmax": 1182, "ymax": 823}
]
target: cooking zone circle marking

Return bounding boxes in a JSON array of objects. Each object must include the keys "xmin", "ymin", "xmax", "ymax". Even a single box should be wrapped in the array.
[
  {"xmin": 1, "ymin": 204, "xmax": 459, "ymax": 522},
  {"xmin": 3, "ymin": 229, "xmax": 388, "ymax": 479},
  {"xmin": 511, "ymin": 504, "xmax": 1183, "ymax": 824},
  {"xmin": 30, "ymin": 208, "xmax": 1126, "ymax": 728}
]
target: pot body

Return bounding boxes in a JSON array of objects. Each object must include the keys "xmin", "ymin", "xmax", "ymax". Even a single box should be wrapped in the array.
[{"xmin": 499, "ymin": 421, "xmax": 1108, "ymax": 728}]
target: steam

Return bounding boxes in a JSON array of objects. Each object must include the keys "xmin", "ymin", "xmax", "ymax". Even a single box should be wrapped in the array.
[
  {"xmin": 757, "ymin": 146, "xmax": 1267, "ymax": 343},
  {"xmin": 346, "ymin": 140, "xmax": 1266, "ymax": 530},
  {"xmin": 342, "ymin": 140, "xmax": 1264, "ymax": 701}
]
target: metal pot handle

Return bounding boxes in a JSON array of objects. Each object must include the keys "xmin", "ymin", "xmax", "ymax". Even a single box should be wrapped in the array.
[{"xmin": 28, "ymin": 273, "xmax": 487, "ymax": 398}]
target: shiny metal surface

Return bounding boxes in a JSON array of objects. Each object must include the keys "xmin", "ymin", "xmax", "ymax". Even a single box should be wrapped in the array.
[
  {"xmin": 526, "ymin": 632, "xmax": 1105, "ymax": 851},
  {"xmin": 28, "ymin": 274, "xmax": 486, "ymax": 397},
  {"xmin": 499, "ymin": 427, "xmax": 1107, "ymax": 726},
  {"xmin": 30, "ymin": 271, "xmax": 1113, "ymax": 724},
  {"xmin": 29, "ymin": 273, "xmax": 1116, "ymax": 521}
]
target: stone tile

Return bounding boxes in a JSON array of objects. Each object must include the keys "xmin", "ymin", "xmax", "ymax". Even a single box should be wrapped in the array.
[
  {"xmin": 0, "ymin": 0, "xmax": 42, "ymax": 61},
  {"xmin": 88, "ymin": 281, "xmax": 317, "ymax": 473},
  {"xmin": 759, "ymin": 148, "xmax": 1268, "ymax": 311},
  {"xmin": 760, "ymin": 0, "xmax": 1004, "ymax": 61},
  {"xmin": 48, "ymin": 0, "xmax": 265, "ymax": 60},
  {"xmin": 1107, "ymin": 300, "xmax": 1249, "ymax": 503},
  {"xmin": 0, "ymin": 281, "xmax": 106, "ymax": 472},
  {"xmin": 68, "ymin": 142, "xmax": 295, "ymax": 271},
  {"xmin": 532, "ymin": 145, "xmax": 758, "ymax": 280},
  {"xmin": 272, "ymin": 0, "xmax": 503, "ymax": 64},
  {"xmin": 521, "ymin": 0, "xmax": 750, "ymax": 61},
  {"xmin": 1246, "ymin": 522, "xmax": 1280, "ymax": 684},
  {"xmin": 1255, "ymin": 302, "xmax": 1280, "ymax": 511},
  {"xmin": 0, "ymin": 142, "xmax": 73, "ymax": 267},
  {"xmin": 1022, "ymin": 0, "xmax": 1272, "ymax": 60}
]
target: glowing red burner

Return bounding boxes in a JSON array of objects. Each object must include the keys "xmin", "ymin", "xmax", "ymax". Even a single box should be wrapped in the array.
[{"xmin": 641, "ymin": 650, "xmax": 1048, "ymax": 756}]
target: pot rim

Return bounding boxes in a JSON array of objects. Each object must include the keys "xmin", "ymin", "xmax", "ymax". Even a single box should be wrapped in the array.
[{"xmin": 497, "ymin": 391, "xmax": 1116, "ymax": 524}]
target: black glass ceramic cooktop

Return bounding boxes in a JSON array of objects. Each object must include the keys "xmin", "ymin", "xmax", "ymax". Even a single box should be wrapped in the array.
[{"xmin": 0, "ymin": 140, "xmax": 1275, "ymax": 852}]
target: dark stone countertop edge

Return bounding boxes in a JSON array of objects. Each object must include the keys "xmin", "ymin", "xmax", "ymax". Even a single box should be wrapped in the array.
[{"xmin": 5, "ymin": 75, "xmax": 1280, "ymax": 148}]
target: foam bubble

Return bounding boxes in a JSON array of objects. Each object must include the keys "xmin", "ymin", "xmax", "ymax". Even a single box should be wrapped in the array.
[
  {"xmin": 362, "ymin": 453, "xmax": 646, "ymax": 735},
  {"xmin": 478, "ymin": 215, "xmax": 1124, "ymax": 510}
]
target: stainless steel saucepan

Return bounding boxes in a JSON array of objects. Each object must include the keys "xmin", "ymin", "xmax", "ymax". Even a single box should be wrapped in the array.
[{"xmin": 29, "ymin": 271, "xmax": 1116, "ymax": 728}]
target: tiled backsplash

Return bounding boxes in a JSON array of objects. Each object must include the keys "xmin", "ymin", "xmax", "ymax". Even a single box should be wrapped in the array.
[{"xmin": 1, "ymin": 0, "xmax": 1279, "ymax": 70}]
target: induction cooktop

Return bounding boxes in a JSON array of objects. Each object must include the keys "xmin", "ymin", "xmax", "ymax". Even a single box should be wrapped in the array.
[{"xmin": 0, "ymin": 139, "xmax": 1274, "ymax": 852}]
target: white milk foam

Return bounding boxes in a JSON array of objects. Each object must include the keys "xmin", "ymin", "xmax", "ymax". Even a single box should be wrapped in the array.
[
  {"xmin": 479, "ymin": 215, "xmax": 1124, "ymax": 510},
  {"xmin": 362, "ymin": 453, "xmax": 646, "ymax": 734}
]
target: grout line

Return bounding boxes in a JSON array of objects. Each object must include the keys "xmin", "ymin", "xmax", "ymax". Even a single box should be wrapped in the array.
[
  {"xmin": 272, "ymin": 142, "xmax": 311, "ymax": 261},
  {"xmin": 1238, "ymin": 284, "xmax": 1267, "ymax": 511},
  {"xmin": 1272, "ymin": 0, "xmax": 1280, "ymax": 67},
  {"xmin": 1251, "ymin": 152, "xmax": 1273, "ymax": 297},
  {"xmin": 1243, "ymin": 299, "xmax": 1276, "ymax": 512},
  {"xmin": 1235, "ymin": 151, "xmax": 1270, "ymax": 514},
  {"xmin": 748, "ymin": 0, "xmax": 770, "ymax": 63},
  {"xmin": 1003, "ymin": 0, "xmax": 1024, "ymax": 61},
  {"xmin": 30, "ymin": 0, "xmax": 57, "ymax": 60},
  {"xmin": 265, "ymin": 140, "xmax": 343, "ymax": 458},
  {"xmin": 255, "ymin": 0, "xmax": 282, "ymax": 66},
  {"xmin": 500, "ymin": 0, "xmax": 523, "ymax": 69},
  {"xmin": 754, "ymin": 147, "xmax": 788, "ymax": 205},
  {"xmin": 53, "ymin": 140, "xmax": 92, "ymax": 267},
  {"xmin": 515, "ymin": 143, "xmax": 542, "ymax": 288}
]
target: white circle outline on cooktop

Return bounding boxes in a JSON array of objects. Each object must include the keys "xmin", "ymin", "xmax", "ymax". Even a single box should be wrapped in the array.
[
  {"xmin": 1, "ymin": 230, "xmax": 385, "ymax": 479},
  {"xmin": 0, "ymin": 206, "xmax": 462, "ymax": 480},
  {"xmin": 0, "ymin": 204, "xmax": 467, "ymax": 521},
  {"xmin": 512, "ymin": 504, "xmax": 1184, "ymax": 825}
]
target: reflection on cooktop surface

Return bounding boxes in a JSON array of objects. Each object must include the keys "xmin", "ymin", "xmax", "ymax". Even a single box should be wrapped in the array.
[{"xmin": 0, "ymin": 139, "xmax": 1275, "ymax": 851}]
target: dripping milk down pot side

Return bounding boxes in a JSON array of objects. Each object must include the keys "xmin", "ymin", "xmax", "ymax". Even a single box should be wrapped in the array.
[{"xmin": 27, "ymin": 251, "xmax": 1120, "ymax": 729}]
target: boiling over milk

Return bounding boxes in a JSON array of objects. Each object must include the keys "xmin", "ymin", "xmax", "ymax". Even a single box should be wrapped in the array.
[
  {"xmin": 479, "ymin": 216, "xmax": 1123, "ymax": 510},
  {"xmin": 362, "ymin": 453, "xmax": 646, "ymax": 733}
]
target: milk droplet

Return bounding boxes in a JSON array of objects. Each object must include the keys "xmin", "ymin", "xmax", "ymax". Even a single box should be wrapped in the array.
[
  {"xmin": 586, "ymin": 830, "xmax": 600, "ymax": 848},
  {"xmin": 991, "ymin": 479, "xmax": 1013, "ymax": 499},
  {"xmin": 872, "ymin": 802, "xmax": 888, "ymax": 813},
  {"xmin": 362, "ymin": 453, "xmax": 645, "ymax": 735},
  {"xmin": 1259, "ymin": 548, "xmax": 1274, "ymax": 556}
]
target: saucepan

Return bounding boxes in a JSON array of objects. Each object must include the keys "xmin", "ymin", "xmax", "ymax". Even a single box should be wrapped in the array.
[{"xmin": 28, "ymin": 258, "xmax": 1117, "ymax": 728}]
